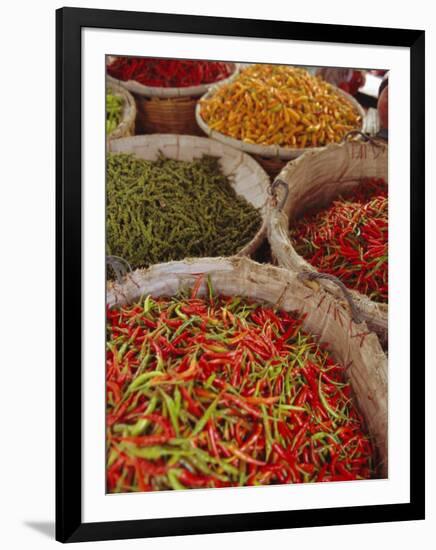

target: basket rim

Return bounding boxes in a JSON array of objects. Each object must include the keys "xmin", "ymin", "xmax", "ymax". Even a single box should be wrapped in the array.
[
  {"xmin": 107, "ymin": 133, "xmax": 271, "ymax": 258},
  {"xmin": 195, "ymin": 83, "xmax": 366, "ymax": 160},
  {"xmin": 268, "ymin": 139, "xmax": 389, "ymax": 318},
  {"xmin": 106, "ymin": 255, "xmax": 388, "ymax": 477},
  {"xmin": 107, "ymin": 62, "xmax": 240, "ymax": 98},
  {"xmin": 106, "ymin": 79, "xmax": 137, "ymax": 140}
]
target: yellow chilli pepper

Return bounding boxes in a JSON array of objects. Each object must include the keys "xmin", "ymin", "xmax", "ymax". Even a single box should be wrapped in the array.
[{"xmin": 200, "ymin": 64, "xmax": 361, "ymax": 148}]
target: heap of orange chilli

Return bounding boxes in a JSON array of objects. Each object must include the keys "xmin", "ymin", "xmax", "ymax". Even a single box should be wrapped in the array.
[
  {"xmin": 199, "ymin": 64, "xmax": 362, "ymax": 148},
  {"xmin": 290, "ymin": 178, "xmax": 388, "ymax": 303},
  {"xmin": 106, "ymin": 279, "xmax": 375, "ymax": 492}
]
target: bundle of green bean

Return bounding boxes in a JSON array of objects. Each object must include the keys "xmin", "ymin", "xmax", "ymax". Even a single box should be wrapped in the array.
[
  {"xmin": 107, "ymin": 153, "xmax": 262, "ymax": 270},
  {"xmin": 106, "ymin": 92, "xmax": 124, "ymax": 135}
]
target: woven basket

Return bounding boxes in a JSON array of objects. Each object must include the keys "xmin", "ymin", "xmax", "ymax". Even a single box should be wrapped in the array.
[
  {"xmin": 109, "ymin": 61, "xmax": 239, "ymax": 136},
  {"xmin": 267, "ymin": 139, "xmax": 388, "ymax": 343},
  {"xmin": 196, "ymin": 85, "xmax": 365, "ymax": 176},
  {"xmin": 135, "ymin": 96, "xmax": 204, "ymax": 136},
  {"xmin": 107, "ymin": 256, "xmax": 388, "ymax": 477},
  {"xmin": 106, "ymin": 78, "xmax": 136, "ymax": 140},
  {"xmin": 108, "ymin": 134, "xmax": 270, "ymax": 258}
]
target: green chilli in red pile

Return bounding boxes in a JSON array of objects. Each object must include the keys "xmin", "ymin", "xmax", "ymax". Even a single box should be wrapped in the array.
[
  {"xmin": 289, "ymin": 177, "xmax": 388, "ymax": 303},
  {"xmin": 106, "ymin": 279, "xmax": 374, "ymax": 492}
]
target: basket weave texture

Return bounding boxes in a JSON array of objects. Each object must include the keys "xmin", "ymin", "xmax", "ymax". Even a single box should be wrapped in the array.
[
  {"xmin": 196, "ymin": 85, "xmax": 365, "ymax": 162},
  {"xmin": 110, "ymin": 61, "xmax": 239, "ymax": 136},
  {"xmin": 267, "ymin": 139, "xmax": 388, "ymax": 342},
  {"xmin": 135, "ymin": 95, "xmax": 204, "ymax": 136},
  {"xmin": 106, "ymin": 78, "xmax": 136, "ymax": 140},
  {"xmin": 107, "ymin": 256, "xmax": 388, "ymax": 476}
]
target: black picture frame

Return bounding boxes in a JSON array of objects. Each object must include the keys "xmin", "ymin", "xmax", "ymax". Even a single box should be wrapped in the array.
[{"xmin": 56, "ymin": 7, "xmax": 425, "ymax": 543}]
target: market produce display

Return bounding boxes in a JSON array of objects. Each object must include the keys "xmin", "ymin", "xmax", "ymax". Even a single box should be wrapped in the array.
[
  {"xmin": 107, "ymin": 57, "xmax": 234, "ymax": 88},
  {"xmin": 199, "ymin": 64, "xmax": 362, "ymax": 149},
  {"xmin": 289, "ymin": 178, "xmax": 388, "ymax": 303},
  {"xmin": 106, "ymin": 282, "xmax": 374, "ymax": 492},
  {"xmin": 106, "ymin": 153, "xmax": 262, "ymax": 270},
  {"xmin": 103, "ymin": 60, "xmax": 387, "ymax": 493},
  {"xmin": 106, "ymin": 92, "xmax": 124, "ymax": 136}
]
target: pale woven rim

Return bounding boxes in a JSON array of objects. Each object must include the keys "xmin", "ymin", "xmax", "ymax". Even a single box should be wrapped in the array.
[
  {"xmin": 107, "ymin": 61, "xmax": 240, "ymax": 99},
  {"xmin": 196, "ymin": 85, "xmax": 366, "ymax": 160},
  {"xmin": 106, "ymin": 78, "xmax": 137, "ymax": 140},
  {"xmin": 107, "ymin": 134, "xmax": 271, "ymax": 257},
  {"xmin": 267, "ymin": 139, "xmax": 389, "ymax": 338},
  {"xmin": 106, "ymin": 256, "xmax": 388, "ymax": 475}
]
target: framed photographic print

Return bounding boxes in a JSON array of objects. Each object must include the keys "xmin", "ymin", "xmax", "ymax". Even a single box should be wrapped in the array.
[{"xmin": 56, "ymin": 7, "xmax": 425, "ymax": 543}]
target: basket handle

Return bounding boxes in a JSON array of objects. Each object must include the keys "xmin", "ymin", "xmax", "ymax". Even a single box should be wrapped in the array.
[
  {"xmin": 270, "ymin": 178, "xmax": 289, "ymax": 212},
  {"xmin": 342, "ymin": 130, "xmax": 385, "ymax": 147},
  {"xmin": 298, "ymin": 271, "xmax": 388, "ymax": 342},
  {"xmin": 107, "ymin": 255, "xmax": 132, "ymax": 283},
  {"xmin": 297, "ymin": 270, "xmax": 364, "ymax": 324}
]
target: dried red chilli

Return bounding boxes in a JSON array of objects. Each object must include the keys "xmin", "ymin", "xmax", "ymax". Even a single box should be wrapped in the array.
[
  {"xmin": 107, "ymin": 57, "xmax": 234, "ymax": 88},
  {"xmin": 106, "ymin": 283, "xmax": 374, "ymax": 492},
  {"xmin": 289, "ymin": 178, "xmax": 388, "ymax": 303}
]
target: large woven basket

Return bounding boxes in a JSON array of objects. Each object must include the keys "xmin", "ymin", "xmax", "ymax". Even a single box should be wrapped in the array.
[
  {"xmin": 107, "ymin": 256, "xmax": 388, "ymax": 477},
  {"xmin": 106, "ymin": 78, "xmax": 137, "ymax": 140},
  {"xmin": 108, "ymin": 134, "xmax": 270, "ymax": 258},
  {"xmin": 110, "ymin": 61, "xmax": 239, "ymax": 136},
  {"xmin": 267, "ymin": 139, "xmax": 388, "ymax": 343},
  {"xmin": 196, "ymin": 85, "xmax": 365, "ymax": 177}
]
